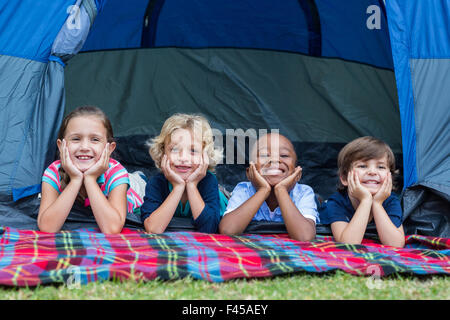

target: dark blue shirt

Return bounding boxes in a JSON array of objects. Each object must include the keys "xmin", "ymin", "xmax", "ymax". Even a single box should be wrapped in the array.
[
  {"xmin": 140, "ymin": 171, "xmax": 221, "ymax": 233},
  {"xmin": 319, "ymin": 192, "xmax": 403, "ymax": 228}
]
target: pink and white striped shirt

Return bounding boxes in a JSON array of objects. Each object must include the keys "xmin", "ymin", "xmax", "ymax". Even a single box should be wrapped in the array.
[{"xmin": 42, "ymin": 159, "xmax": 143, "ymax": 213}]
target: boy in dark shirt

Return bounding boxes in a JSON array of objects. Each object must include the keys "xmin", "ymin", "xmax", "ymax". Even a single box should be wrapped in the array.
[
  {"xmin": 141, "ymin": 113, "xmax": 223, "ymax": 234},
  {"xmin": 320, "ymin": 136, "xmax": 405, "ymax": 247}
]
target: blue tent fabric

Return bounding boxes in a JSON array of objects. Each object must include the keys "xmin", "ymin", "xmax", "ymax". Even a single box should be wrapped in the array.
[
  {"xmin": 0, "ymin": 0, "xmax": 104, "ymax": 200},
  {"xmin": 386, "ymin": 0, "xmax": 450, "ymax": 190},
  {"xmin": 316, "ymin": 0, "xmax": 393, "ymax": 69},
  {"xmin": 386, "ymin": 0, "xmax": 450, "ymax": 237},
  {"xmin": 81, "ymin": 0, "xmax": 149, "ymax": 51},
  {"xmin": 0, "ymin": 0, "xmax": 76, "ymax": 62},
  {"xmin": 82, "ymin": 0, "xmax": 393, "ymax": 69}
]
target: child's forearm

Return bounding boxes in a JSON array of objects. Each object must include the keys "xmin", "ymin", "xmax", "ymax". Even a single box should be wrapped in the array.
[
  {"xmin": 38, "ymin": 179, "xmax": 83, "ymax": 233},
  {"xmin": 219, "ymin": 188, "xmax": 270, "ymax": 235},
  {"xmin": 83, "ymin": 176, "xmax": 126, "ymax": 234},
  {"xmin": 144, "ymin": 184, "xmax": 185, "ymax": 234},
  {"xmin": 335, "ymin": 198, "xmax": 372, "ymax": 244},
  {"xmin": 274, "ymin": 187, "xmax": 316, "ymax": 241},
  {"xmin": 372, "ymin": 202, "xmax": 405, "ymax": 247},
  {"xmin": 185, "ymin": 183, "xmax": 205, "ymax": 220}
]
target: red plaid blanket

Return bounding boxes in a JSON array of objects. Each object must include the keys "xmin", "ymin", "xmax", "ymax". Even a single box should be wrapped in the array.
[{"xmin": 0, "ymin": 227, "xmax": 448, "ymax": 286}]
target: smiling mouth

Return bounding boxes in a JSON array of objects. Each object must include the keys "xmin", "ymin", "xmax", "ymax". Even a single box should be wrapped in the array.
[
  {"xmin": 362, "ymin": 180, "xmax": 380, "ymax": 185},
  {"xmin": 261, "ymin": 167, "xmax": 285, "ymax": 176},
  {"xmin": 174, "ymin": 165, "xmax": 192, "ymax": 173},
  {"xmin": 76, "ymin": 155, "xmax": 94, "ymax": 161}
]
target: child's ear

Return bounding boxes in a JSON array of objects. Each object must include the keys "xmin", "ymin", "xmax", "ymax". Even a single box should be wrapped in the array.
[
  {"xmin": 339, "ymin": 173, "xmax": 349, "ymax": 187},
  {"xmin": 108, "ymin": 142, "xmax": 116, "ymax": 155},
  {"xmin": 57, "ymin": 139, "xmax": 63, "ymax": 154}
]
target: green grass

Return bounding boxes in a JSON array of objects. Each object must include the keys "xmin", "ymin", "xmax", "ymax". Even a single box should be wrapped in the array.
[{"xmin": 0, "ymin": 271, "xmax": 448, "ymax": 300}]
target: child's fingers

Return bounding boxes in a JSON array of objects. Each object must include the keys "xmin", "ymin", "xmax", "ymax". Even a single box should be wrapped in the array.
[
  {"xmin": 202, "ymin": 149, "xmax": 209, "ymax": 167},
  {"xmin": 348, "ymin": 171, "xmax": 355, "ymax": 193},
  {"xmin": 64, "ymin": 144, "xmax": 71, "ymax": 166},
  {"xmin": 247, "ymin": 163, "xmax": 255, "ymax": 181},
  {"xmin": 102, "ymin": 143, "xmax": 109, "ymax": 167},
  {"xmin": 166, "ymin": 157, "xmax": 173, "ymax": 174},
  {"xmin": 162, "ymin": 156, "xmax": 169, "ymax": 175},
  {"xmin": 60, "ymin": 140, "xmax": 66, "ymax": 165},
  {"xmin": 295, "ymin": 166, "xmax": 302, "ymax": 181},
  {"xmin": 386, "ymin": 172, "xmax": 393, "ymax": 193},
  {"xmin": 347, "ymin": 171, "xmax": 353, "ymax": 187}
]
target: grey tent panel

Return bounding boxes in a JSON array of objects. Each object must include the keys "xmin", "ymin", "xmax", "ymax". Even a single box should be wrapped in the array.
[
  {"xmin": 410, "ymin": 58, "xmax": 450, "ymax": 190},
  {"xmin": 0, "ymin": 55, "xmax": 65, "ymax": 201},
  {"xmin": 64, "ymin": 48, "xmax": 402, "ymax": 153}
]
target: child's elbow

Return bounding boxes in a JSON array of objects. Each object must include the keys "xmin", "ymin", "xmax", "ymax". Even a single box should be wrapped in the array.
[
  {"xmin": 101, "ymin": 223, "xmax": 123, "ymax": 235},
  {"xmin": 37, "ymin": 219, "xmax": 60, "ymax": 233},
  {"xmin": 218, "ymin": 223, "xmax": 240, "ymax": 236},
  {"xmin": 291, "ymin": 231, "xmax": 316, "ymax": 242},
  {"xmin": 38, "ymin": 224, "xmax": 60, "ymax": 233},
  {"xmin": 385, "ymin": 237, "xmax": 405, "ymax": 248},
  {"xmin": 144, "ymin": 219, "xmax": 166, "ymax": 234}
]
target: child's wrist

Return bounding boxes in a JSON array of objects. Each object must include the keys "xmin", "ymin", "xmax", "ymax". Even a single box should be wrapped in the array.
[
  {"xmin": 257, "ymin": 186, "xmax": 271, "ymax": 197},
  {"xmin": 83, "ymin": 175, "xmax": 98, "ymax": 184},
  {"xmin": 69, "ymin": 175, "xmax": 83, "ymax": 184},
  {"xmin": 372, "ymin": 199, "xmax": 385, "ymax": 207},
  {"xmin": 274, "ymin": 184, "xmax": 288, "ymax": 195},
  {"xmin": 185, "ymin": 181, "xmax": 198, "ymax": 189},
  {"xmin": 359, "ymin": 196, "xmax": 373, "ymax": 204},
  {"xmin": 171, "ymin": 183, "xmax": 186, "ymax": 192}
]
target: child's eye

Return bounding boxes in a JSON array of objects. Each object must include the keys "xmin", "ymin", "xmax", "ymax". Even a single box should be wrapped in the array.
[
  {"xmin": 170, "ymin": 147, "xmax": 179, "ymax": 153},
  {"xmin": 378, "ymin": 166, "xmax": 387, "ymax": 170}
]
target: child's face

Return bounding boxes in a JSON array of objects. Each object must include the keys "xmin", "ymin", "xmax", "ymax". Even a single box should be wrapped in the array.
[
  {"xmin": 343, "ymin": 155, "xmax": 390, "ymax": 195},
  {"xmin": 254, "ymin": 134, "xmax": 297, "ymax": 186},
  {"xmin": 165, "ymin": 128, "xmax": 203, "ymax": 180},
  {"xmin": 57, "ymin": 116, "xmax": 114, "ymax": 173}
]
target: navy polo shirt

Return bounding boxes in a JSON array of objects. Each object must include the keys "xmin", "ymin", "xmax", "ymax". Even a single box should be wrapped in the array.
[
  {"xmin": 140, "ymin": 171, "xmax": 221, "ymax": 233},
  {"xmin": 319, "ymin": 191, "xmax": 403, "ymax": 228}
]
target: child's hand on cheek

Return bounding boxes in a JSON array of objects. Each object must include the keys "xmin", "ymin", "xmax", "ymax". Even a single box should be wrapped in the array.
[
  {"xmin": 61, "ymin": 139, "xmax": 83, "ymax": 181},
  {"xmin": 186, "ymin": 150, "xmax": 209, "ymax": 187},
  {"xmin": 347, "ymin": 170, "xmax": 372, "ymax": 202},
  {"xmin": 161, "ymin": 155, "xmax": 185, "ymax": 188},
  {"xmin": 84, "ymin": 143, "xmax": 110, "ymax": 180},
  {"xmin": 247, "ymin": 162, "xmax": 271, "ymax": 193},
  {"xmin": 274, "ymin": 166, "xmax": 302, "ymax": 193},
  {"xmin": 373, "ymin": 171, "xmax": 392, "ymax": 205}
]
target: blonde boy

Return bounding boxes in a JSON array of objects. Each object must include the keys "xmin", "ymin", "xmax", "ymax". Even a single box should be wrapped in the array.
[{"xmin": 141, "ymin": 113, "xmax": 223, "ymax": 234}]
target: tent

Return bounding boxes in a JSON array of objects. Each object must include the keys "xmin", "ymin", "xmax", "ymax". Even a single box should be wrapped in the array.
[{"xmin": 0, "ymin": 0, "xmax": 448, "ymax": 236}]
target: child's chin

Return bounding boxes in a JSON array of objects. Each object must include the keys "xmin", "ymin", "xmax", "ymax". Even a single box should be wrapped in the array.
[
  {"xmin": 75, "ymin": 164, "xmax": 92, "ymax": 173},
  {"xmin": 176, "ymin": 171, "xmax": 192, "ymax": 181},
  {"xmin": 364, "ymin": 186, "xmax": 381, "ymax": 195},
  {"xmin": 265, "ymin": 176, "xmax": 285, "ymax": 186}
]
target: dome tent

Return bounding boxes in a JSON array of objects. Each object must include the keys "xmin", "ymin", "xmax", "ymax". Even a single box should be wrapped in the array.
[{"xmin": 0, "ymin": 0, "xmax": 448, "ymax": 237}]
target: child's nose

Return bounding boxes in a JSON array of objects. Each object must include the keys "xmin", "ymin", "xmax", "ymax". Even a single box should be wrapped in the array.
[
  {"xmin": 80, "ymin": 139, "xmax": 90, "ymax": 149},
  {"xmin": 367, "ymin": 166, "xmax": 377, "ymax": 174},
  {"xmin": 178, "ymin": 149, "xmax": 190, "ymax": 162},
  {"xmin": 269, "ymin": 154, "xmax": 281, "ymax": 163}
]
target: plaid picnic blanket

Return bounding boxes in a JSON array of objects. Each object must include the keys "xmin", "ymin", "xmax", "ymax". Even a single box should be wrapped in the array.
[{"xmin": 0, "ymin": 227, "xmax": 448, "ymax": 287}]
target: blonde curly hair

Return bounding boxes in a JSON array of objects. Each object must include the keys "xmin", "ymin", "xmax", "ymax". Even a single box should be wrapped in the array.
[{"xmin": 148, "ymin": 113, "xmax": 223, "ymax": 172}]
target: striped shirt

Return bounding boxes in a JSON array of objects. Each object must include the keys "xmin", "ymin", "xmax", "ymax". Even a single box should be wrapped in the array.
[{"xmin": 42, "ymin": 159, "xmax": 143, "ymax": 213}]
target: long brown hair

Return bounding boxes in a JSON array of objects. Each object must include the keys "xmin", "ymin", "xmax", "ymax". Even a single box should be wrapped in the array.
[{"xmin": 58, "ymin": 106, "xmax": 114, "ymax": 200}]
